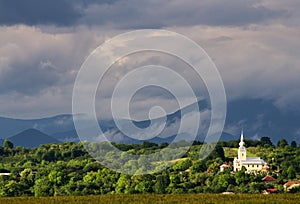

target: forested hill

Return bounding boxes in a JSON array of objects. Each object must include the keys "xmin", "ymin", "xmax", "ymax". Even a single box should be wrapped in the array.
[{"xmin": 0, "ymin": 138, "xmax": 299, "ymax": 197}]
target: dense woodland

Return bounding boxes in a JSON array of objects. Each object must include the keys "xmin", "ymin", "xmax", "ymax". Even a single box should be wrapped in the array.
[{"xmin": 0, "ymin": 137, "xmax": 299, "ymax": 197}]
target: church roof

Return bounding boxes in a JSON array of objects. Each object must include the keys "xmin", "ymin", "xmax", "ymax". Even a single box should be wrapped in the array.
[{"xmin": 240, "ymin": 157, "xmax": 266, "ymax": 164}]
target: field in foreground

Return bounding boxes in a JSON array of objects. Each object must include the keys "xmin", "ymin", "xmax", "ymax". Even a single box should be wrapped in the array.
[{"xmin": 0, "ymin": 194, "xmax": 300, "ymax": 204}]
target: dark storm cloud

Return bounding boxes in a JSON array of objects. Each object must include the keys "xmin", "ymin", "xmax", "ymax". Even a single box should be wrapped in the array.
[
  {"xmin": 0, "ymin": 0, "xmax": 116, "ymax": 26},
  {"xmin": 0, "ymin": 0, "xmax": 285, "ymax": 27},
  {"xmin": 0, "ymin": 0, "xmax": 82, "ymax": 26},
  {"xmin": 0, "ymin": 0, "xmax": 298, "ymax": 119},
  {"xmin": 82, "ymin": 0, "xmax": 284, "ymax": 29}
]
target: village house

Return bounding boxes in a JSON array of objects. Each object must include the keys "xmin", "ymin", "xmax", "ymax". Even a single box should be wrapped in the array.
[
  {"xmin": 220, "ymin": 163, "xmax": 231, "ymax": 172},
  {"xmin": 263, "ymin": 188, "xmax": 278, "ymax": 194},
  {"xmin": 283, "ymin": 181, "xmax": 300, "ymax": 191}
]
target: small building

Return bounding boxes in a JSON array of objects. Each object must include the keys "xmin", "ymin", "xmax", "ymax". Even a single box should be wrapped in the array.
[
  {"xmin": 220, "ymin": 163, "xmax": 232, "ymax": 172},
  {"xmin": 233, "ymin": 131, "xmax": 268, "ymax": 173},
  {"xmin": 283, "ymin": 181, "xmax": 300, "ymax": 191},
  {"xmin": 261, "ymin": 175, "xmax": 276, "ymax": 183},
  {"xmin": 263, "ymin": 188, "xmax": 278, "ymax": 194}
]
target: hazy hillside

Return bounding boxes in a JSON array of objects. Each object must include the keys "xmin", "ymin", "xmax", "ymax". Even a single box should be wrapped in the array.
[{"xmin": 0, "ymin": 99, "xmax": 299, "ymax": 147}]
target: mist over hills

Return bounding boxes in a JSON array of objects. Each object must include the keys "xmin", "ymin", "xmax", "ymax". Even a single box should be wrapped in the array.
[{"xmin": 0, "ymin": 99, "xmax": 299, "ymax": 147}]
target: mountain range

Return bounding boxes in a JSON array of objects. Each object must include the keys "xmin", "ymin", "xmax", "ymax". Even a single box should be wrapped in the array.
[{"xmin": 0, "ymin": 98, "xmax": 299, "ymax": 148}]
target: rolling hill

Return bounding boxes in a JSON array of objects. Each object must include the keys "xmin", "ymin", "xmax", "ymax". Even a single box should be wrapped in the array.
[{"xmin": 8, "ymin": 129, "xmax": 59, "ymax": 148}]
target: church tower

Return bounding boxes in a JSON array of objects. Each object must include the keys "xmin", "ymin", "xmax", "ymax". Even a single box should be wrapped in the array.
[
  {"xmin": 238, "ymin": 130, "xmax": 246, "ymax": 161},
  {"xmin": 230, "ymin": 130, "xmax": 267, "ymax": 172}
]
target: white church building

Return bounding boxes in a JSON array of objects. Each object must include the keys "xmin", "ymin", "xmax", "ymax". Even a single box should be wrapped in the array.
[{"xmin": 233, "ymin": 131, "xmax": 269, "ymax": 173}]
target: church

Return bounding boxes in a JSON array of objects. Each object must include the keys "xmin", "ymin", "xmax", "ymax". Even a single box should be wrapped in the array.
[{"xmin": 233, "ymin": 131, "xmax": 269, "ymax": 173}]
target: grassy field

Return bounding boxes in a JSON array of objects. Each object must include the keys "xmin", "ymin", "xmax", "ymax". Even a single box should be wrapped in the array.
[
  {"xmin": 0, "ymin": 194, "xmax": 300, "ymax": 204},
  {"xmin": 224, "ymin": 147, "xmax": 260, "ymax": 158}
]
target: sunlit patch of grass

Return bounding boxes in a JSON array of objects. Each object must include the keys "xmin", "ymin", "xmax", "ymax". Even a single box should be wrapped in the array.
[{"xmin": 224, "ymin": 147, "xmax": 259, "ymax": 158}]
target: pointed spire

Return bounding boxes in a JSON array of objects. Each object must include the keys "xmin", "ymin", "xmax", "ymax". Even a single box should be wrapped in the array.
[
  {"xmin": 239, "ymin": 129, "xmax": 245, "ymax": 147},
  {"xmin": 241, "ymin": 129, "xmax": 244, "ymax": 142}
]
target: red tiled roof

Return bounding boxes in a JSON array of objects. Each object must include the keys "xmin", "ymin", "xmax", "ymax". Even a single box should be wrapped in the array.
[
  {"xmin": 261, "ymin": 175, "xmax": 276, "ymax": 182},
  {"xmin": 221, "ymin": 163, "xmax": 231, "ymax": 167},
  {"xmin": 284, "ymin": 181, "xmax": 300, "ymax": 187},
  {"xmin": 265, "ymin": 188, "xmax": 278, "ymax": 193}
]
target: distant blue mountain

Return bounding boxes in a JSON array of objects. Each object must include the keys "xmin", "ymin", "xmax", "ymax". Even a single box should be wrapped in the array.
[
  {"xmin": 8, "ymin": 129, "xmax": 59, "ymax": 148},
  {"xmin": 0, "ymin": 114, "xmax": 75, "ymax": 137},
  {"xmin": 0, "ymin": 98, "xmax": 299, "ymax": 147}
]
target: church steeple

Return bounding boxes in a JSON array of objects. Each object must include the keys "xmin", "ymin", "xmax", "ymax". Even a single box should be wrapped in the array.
[
  {"xmin": 239, "ymin": 129, "xmax": 245, "ymax": 148},
  {"xmin": 238, "ymin": 130, "xmax": 247, "ymax": 161}
]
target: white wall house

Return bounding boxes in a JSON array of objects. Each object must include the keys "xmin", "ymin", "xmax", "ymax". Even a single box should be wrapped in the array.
[{"xmin": 233, "ymin": 131, "xmax": 269, "ymax": 173}]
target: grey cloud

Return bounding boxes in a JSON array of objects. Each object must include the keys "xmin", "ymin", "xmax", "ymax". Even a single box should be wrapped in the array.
[
  {"xmin": 0, "ymin": 0, "xmax": 82, "ymax": 26},
  {"xmin": 1, "ymin": 21, "xmax": 300, "ymax": 119},
  {"xmin": 81, "ymin": 0, "xmax": 285, "ymax": 28},
  {"xmin": 0, "ymin": 0, "xmax": 116, "ymax": 26},
  {"xmin": 0, "ymin": 60, "xmax": 61, "ymax": 94},
  {"xmin": 0, "ymin": 25, "xmax": 105, "ymax": 95},
  {"xmin": 0, "ymin": 0, "xmax": 286, "ymax": 28},
  {"xmin": 192, "ymin": 24, "xmax": 300, "ymax": 112}
]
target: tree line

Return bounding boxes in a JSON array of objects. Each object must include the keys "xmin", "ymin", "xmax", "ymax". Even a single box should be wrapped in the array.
[{"xmin": 0, "ymin": 137, "xmax": 299, "ymax": 196}]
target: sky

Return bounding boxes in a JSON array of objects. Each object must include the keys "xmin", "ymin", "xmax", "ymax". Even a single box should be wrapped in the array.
[{"xmin": 0, "ymin": 0, "xmax": 299, "ymax": 120}]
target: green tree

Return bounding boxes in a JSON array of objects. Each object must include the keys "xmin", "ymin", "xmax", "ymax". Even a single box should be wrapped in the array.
[
  {"xmin": 172, "ymin": 159, "xmax": 192, "ymax": 172},
  {"xmin": 287, "ymin": 166, "xmax": 297, "ymax": 179},
  {"xmin": 277, "ymin": 139, "xmax": 288, "ymax": 148},
  {"xmin": 249, "ymin": 182, "xmax": 266, "ymax": 193},
  {"xmin": 291, "ymin": 141, "xmax": 297, "ymax": 148},
  {"xmin": 96, "ymin": 169, "xmax": 119, "ymax": 194},
  {"xmin": 19, "ymin": 168, "xmax": 35, "ymax": 195},
  {"xmin": 212, "ymin": 172, "xmax": 235, "ymax": 192},
  {"xmin": 34, "ymin": 177, "xmax": 53, "ymax": 196},
  {"xmin": 235, "ymin": 167, "xmax": 250, "ymax": 185},
  {"xmin": 154, "ymin": 174, "xmax": 169, "ymax": 194},
  {"xmin": 3, "ymin": 139, "xmax": 13, "ymax": 149},
  {"xmin": 48, "ymin": 170, "xmax": 66, "ymax": 187},
  {"xmin": 4, "ymin": 180, "xmax": 24, "ymax": 196},
  {"xmin": 260, "ymin": 137, "xmax": 273, "ymax": 147},
  {"xmin": 133, "ymin": 175, "xmax": 154, "ymax": 193},
  {"xmin": 190, "ymin": 160, "xmax": 207, "ymax": 173},
  {"xmin": 115, "ymin": 174, "xmax": 132, "ymax": 194},
  {"xmin": 209, "ymin": 145, "xmax": 225, "ymax": 161}
]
